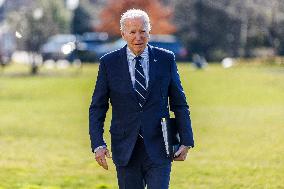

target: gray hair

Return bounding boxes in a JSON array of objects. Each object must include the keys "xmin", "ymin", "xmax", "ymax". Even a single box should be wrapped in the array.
[{"xmin": 120, "ymin": 9, "xmax": 151, "ymax": 32}]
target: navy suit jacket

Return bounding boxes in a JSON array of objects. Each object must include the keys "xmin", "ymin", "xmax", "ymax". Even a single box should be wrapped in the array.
[{"xmin": 89, "ymin": 44, "xmax": 194, "ymax": 166}]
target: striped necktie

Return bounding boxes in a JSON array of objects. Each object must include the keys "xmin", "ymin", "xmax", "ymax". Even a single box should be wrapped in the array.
[{"xmin": 134, "ymin": 56, "xmax": 147, "ymax": 107}]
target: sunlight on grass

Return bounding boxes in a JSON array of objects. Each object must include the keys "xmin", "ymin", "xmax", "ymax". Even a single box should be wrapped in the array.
[{"xmin": 0, "ymin": 63, "xmax": 283, "ymax": 188}]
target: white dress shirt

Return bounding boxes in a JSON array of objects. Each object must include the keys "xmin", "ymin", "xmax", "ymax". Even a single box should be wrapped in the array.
[{"xmin": 126, "ymin": 46, "xmax": 149, "ymax": 88}]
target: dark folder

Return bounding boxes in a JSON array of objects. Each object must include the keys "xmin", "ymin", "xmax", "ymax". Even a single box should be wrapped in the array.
[{"xmin": 161, "ymin": 117, "xmax": 181, "ymax": 160}]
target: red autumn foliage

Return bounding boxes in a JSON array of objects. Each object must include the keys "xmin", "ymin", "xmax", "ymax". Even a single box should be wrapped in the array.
[{"xmin": 96, "ymin": 0, "xmax": 176, "ymax": 36}]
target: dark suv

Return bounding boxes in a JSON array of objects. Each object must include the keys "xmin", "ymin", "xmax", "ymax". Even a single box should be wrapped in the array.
[{"xmin": 149, "ymin": 35, "xmax": 188, "ymax": 61}]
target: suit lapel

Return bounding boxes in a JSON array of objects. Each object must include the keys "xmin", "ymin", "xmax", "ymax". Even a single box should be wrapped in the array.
[
  {"xmin": 145, "ymin": 45, "xmax": 157, "ymax": 102},
  {"xmin": 119, "ymin": 45, "xmax": 138, "ymax": 103}
]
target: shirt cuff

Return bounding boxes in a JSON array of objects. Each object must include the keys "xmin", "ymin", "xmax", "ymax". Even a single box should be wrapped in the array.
[{"xmin": 93, "ymin": 145, "xmax": 107, "ymax": 153}]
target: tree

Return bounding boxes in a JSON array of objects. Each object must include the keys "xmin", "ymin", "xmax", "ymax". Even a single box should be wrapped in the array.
[
  {"xmin": 71, "ymin": 4, "xmax": 92, "ymax": 35},
  {"xmin": 174, "ymin": 0, "xmax": 241, "ymax": 60},
  {"xmin": 269, "ymin": 20, "xmax": 284, "ymax": 55},
  {"xmin": 96, "ymin": 0, "xmax": 176, "ymax": 36},
  {"xmin": 173, "ymin": 0, "xmax": 284, "ymax": 60},
  {"xmin": 7, "ymin": 0, "xmax": 71, "ymax": 74}
]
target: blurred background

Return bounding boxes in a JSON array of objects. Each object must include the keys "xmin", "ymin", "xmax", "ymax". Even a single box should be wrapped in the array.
[
  {"xmin": 0, "ymin": 0, "xmax": 283, "ymax": 189},
  {"xmin": 1, "ymin": 0, "xmax": 284, "ymax": 70}
]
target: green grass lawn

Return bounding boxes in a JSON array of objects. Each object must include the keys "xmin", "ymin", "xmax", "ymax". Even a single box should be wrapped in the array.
[{"xmin": 0, "ymin": 63, "xmax": 283, "ymax": 189}]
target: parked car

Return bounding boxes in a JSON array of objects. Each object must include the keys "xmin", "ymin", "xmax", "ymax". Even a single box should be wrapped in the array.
[
  {"xmin": 40, "ymin": 34, "xmax": 77, "ymax": 61},
  {"xmin": 92, "ymin": 38, "xmax": 126, "ymax": 59},
  {"xmin": 149, "ymin": 35, "xmax": 188, "ymax": 61},
  {"xmin": 88, "ymin": 35, "xmax": 188, "ymax": 62},
  {"xmin": 75, "ymin": 32, "xmax": 109, "ymax": 62}
]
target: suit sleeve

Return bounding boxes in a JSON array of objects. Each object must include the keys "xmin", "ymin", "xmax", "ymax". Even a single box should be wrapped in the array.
[
  {"xmin": 168, "ymin": 54, "xmax": 194, "ymax": 147},
  {"xmin": 89, "ymin": 59, "xmax": 109, "ymax": 152}
]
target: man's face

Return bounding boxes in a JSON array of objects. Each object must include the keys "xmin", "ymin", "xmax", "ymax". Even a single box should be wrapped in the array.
[{"xmin": 121, "ymin": 17, "xmax": 150, "ymax": 56}]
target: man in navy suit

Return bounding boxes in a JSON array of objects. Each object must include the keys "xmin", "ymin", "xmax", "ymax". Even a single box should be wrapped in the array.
[{"xmin": 89, "ymin": 9, "xmax": 194, "ymax": 189}]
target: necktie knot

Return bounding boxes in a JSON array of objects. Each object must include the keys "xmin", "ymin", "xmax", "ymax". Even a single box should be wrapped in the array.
[{"xmin": 135, "ymin": 56, "xmax": 142, "ymax": 62}]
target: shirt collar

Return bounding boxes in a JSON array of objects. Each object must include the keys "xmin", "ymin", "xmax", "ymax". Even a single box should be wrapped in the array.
[{"xmin": 127, "ymin": 46, "xmax": 148, "ymax": 62}]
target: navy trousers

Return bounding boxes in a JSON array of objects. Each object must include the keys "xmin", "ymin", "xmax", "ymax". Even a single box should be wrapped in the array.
[{"xmin": 116, "ymin": 136, "xmax": 171, "ymax": 189}]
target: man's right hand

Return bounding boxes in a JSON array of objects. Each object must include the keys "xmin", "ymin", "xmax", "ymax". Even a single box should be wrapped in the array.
[{"xmin": 95, "ymin": 148, "xmax": 111, "ymax": 170}]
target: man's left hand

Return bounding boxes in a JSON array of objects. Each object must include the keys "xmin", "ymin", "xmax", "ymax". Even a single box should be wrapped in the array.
[{"xmin": 173, "ymin": 145, "xmax": 190, "ymax": 161}]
